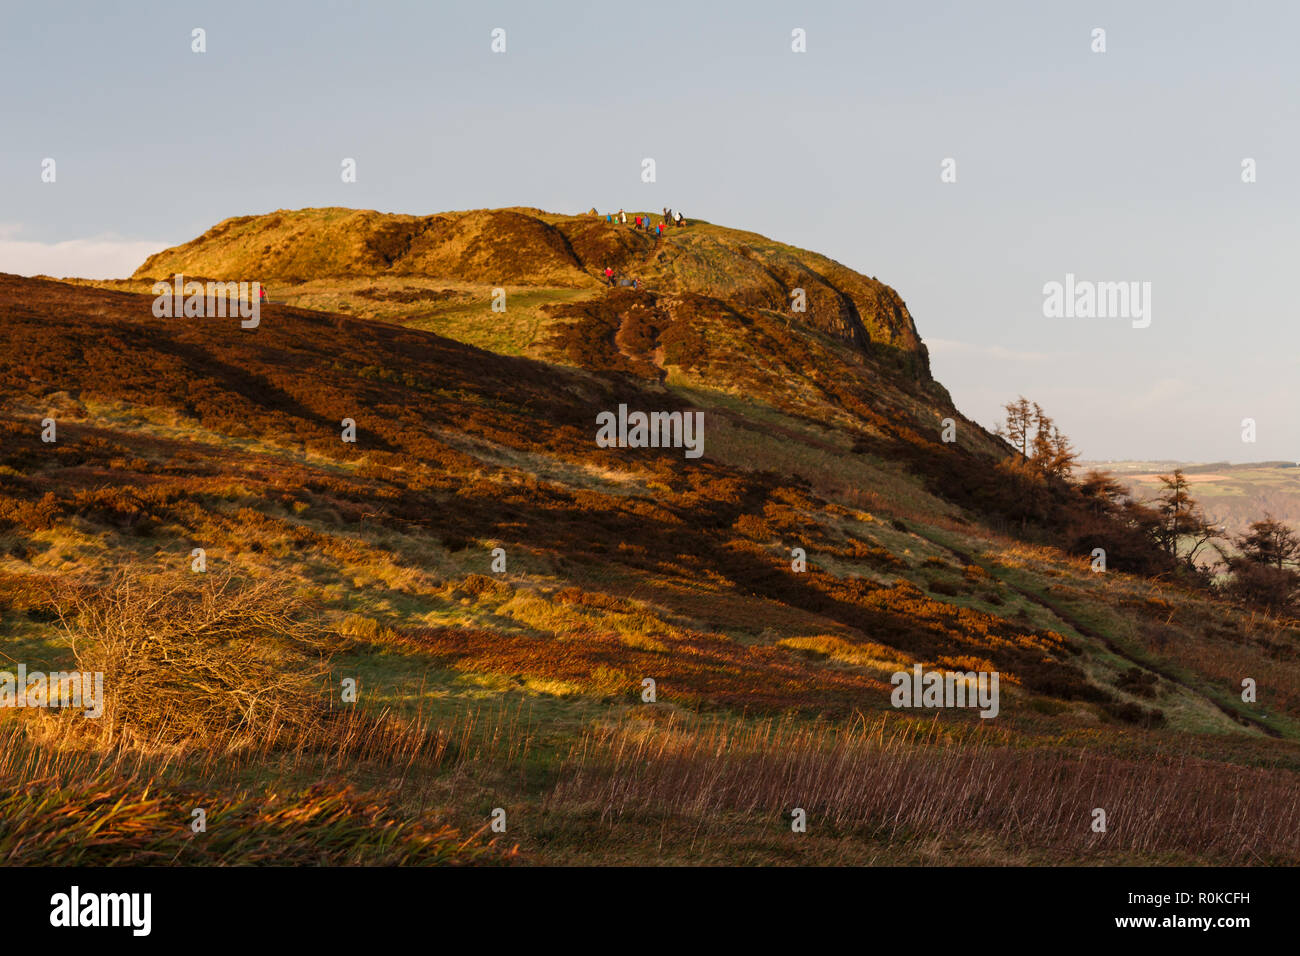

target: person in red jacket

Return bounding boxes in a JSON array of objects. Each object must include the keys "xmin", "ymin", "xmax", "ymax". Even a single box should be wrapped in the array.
[{"xmin": 604, "ymin": 266, "xmax": 614, "ymax": 286}]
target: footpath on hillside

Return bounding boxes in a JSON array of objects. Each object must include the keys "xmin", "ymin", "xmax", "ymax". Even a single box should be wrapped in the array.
[{"xmin": 591, "ymin": 207, "xmax": 688, "ymax": 290}]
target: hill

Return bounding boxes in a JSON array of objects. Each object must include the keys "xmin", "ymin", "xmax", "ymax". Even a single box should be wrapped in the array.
[
  {"xmin": 129, "ymin": 206, "xmax": 933, "ymax": 382},
  {"xmin": 2, "ymin": 210, "xmax": 1299, "ymax": 865}
]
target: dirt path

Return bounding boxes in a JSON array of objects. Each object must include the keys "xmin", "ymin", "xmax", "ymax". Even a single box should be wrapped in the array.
[{"xmin": 611, "ymin": 311, "xmax": 666, "ymax": 381}]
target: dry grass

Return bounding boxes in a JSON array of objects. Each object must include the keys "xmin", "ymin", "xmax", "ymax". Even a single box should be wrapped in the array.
[
  {"xmin": 0, "ymin": 660, "xmax": 536, "ymax": 865},
  {"xmin": 548, "ymin": 714, "xmax": 1300, "ymax": 863},
  {"xmin": 0, "ymin": 721, "xmax": 515, "ymax": 865}
]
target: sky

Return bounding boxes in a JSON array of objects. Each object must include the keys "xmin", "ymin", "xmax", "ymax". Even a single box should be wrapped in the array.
[{"xmin": 2, "ymin": 0, "xmax": 1296, "ymax": 463}]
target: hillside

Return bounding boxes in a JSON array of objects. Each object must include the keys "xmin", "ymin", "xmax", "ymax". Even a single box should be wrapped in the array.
[
  {"xmin": 129, "ymin": 206, "xmax": 933, "ymax": 382},
  {"xmin": 2, "ymin": 211, "xmax": 1299, "ymax": 865}
]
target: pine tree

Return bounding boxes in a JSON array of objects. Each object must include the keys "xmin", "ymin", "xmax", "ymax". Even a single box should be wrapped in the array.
[
  {"xmin": 1236, "ymin": 515, "xmax": 1300, "ymax": 570},
  {"xmin": 1153, "ymin": 470, "xmax": 1222, "ymax": 568},
  {"xmin": 1221, "ymin": 516, "xmax": 1300, "ymax": 612}
]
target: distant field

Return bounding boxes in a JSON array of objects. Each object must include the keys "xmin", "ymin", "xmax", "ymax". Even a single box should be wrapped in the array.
[{"xmin": 1080, "ymin": 461, "xmax": 1300, "ymax": 540}]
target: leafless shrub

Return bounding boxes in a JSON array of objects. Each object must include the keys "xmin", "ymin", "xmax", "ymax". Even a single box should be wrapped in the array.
[{"xmin": 59, "ymin": 570, "xmax": 330, "ymax": 749}]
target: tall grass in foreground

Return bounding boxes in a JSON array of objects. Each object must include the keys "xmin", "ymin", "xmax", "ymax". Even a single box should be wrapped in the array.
[
  {"xmin": 0, "ymin": 706, "xmax": 526, "ymax": 865},
  {"xmin": 548, "ymin": 714, "xmax": 1300, "ymax": 863},
  {"xmin": 0, "ymin": 741, "xmax": 510, "ymax": 865}
]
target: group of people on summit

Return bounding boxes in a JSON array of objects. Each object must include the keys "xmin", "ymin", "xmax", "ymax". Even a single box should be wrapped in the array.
[
  {"xmin": 602, "ymin": 206, "xmax": 686, "ymax": 236},
  {"xmin": 594, "ymin": 206, "xmax": 687, "ymax": 287}
]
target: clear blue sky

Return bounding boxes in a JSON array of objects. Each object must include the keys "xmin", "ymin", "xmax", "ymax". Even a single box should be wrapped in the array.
[{"xmin": 2, "ymin": 0, "xmax": 1297, "ymax": 462}]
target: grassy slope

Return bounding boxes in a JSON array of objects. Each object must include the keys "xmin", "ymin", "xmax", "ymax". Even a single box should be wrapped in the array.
[{"xmin": 2, "ymin": 265, "xmax": 1298, "ymax": 864}]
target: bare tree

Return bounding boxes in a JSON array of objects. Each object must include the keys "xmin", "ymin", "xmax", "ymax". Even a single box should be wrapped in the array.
[
  {"xmin": 997, "ymin": 398, "xmax": 1076, "ymax": 479},
  {"xmin": 997, "ymin": 396, "xmax": 1033, "ymax": 458}
]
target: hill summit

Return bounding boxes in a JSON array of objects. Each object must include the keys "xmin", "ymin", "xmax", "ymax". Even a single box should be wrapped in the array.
[{"xmin": 133, "ymin": 206, "xmax": 931, "ymax": 380}]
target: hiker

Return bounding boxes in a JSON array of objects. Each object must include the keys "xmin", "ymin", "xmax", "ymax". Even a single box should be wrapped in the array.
[
  {"xmin": 656, "ymin": 222, "xmax": 663, "ymax": 237},
  {"xmin": 604, "ymin": 266, "xmax": 614, "ymax": 286},
  {"xmin": 619, "ymin": 209, "xmax": 626, "ymax": 224},
  {"xmin": 675, "ymin": 211, "xmax": 684, "ymax": 227},
  {"xmin": 259, "ymin": 286, "xmax": 268, "ymax": 306},
  {"xmin": 633, "ymin": 277, "xmax": 639, "ymax": 290},
  {"xmin": 606, "ymin": 213, "xmax": 612, "ymax": 223}
]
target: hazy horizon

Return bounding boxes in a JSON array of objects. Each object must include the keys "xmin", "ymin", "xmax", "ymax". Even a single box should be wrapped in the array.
[{"xmin": 3, "ymin": 0, "xmax": 1296, "ymax": 463}]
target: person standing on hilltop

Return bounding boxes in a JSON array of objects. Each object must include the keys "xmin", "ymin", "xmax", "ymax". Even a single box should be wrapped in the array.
[
  {"xmin": 259, "ymin": 285, "xmax": 268, "ymax": 307},
  {"xmin": 619, "ymin": 209, "xmax": 626, "ymax": 225}
]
